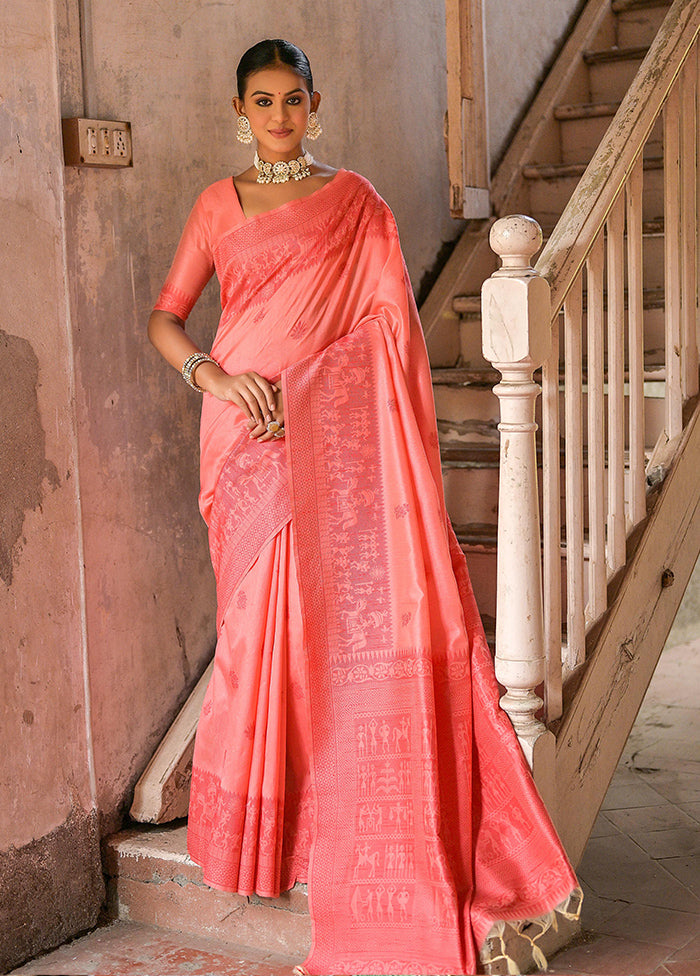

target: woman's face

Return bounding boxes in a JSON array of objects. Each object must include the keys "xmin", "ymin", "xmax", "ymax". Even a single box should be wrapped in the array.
[{"xmin": 235, "ymin": 65, "xmax": 320, "ymax": 160}]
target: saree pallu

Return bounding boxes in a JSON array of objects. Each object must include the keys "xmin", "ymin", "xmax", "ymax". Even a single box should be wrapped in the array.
[{"xmin": 155, "ymin": 170, "xmax": 578, "ymax": 975}]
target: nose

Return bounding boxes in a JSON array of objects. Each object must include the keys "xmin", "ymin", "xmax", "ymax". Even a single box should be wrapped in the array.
[{"xmin": 271, "ymin": 100, "xmax": 288, "ymax": 124}]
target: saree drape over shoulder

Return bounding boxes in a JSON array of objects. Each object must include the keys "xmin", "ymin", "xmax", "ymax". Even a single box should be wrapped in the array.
[{"xmin": 154, "ymin": 170, "xmax": 578, "ymax": 975}]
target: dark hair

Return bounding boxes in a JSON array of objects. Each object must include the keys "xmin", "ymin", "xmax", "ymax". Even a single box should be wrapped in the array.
[{"xmin": 236, "ymin": 39, "xmax": 314, "ymax": 98}]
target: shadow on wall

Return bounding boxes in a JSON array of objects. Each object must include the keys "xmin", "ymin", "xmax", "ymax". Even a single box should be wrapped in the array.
[{"xmin": 0, "ymin": 329, "xmax": 60, "ymax": 586}]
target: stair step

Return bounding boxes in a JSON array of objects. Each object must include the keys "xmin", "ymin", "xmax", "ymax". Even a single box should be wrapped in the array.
[
  {"xmin": 556, "ymin": 103, "xmax": 662, "ymax": 166},
  {"xmin": 450, "ymin": 284, "xmax": 667, "ymax": 323},
  {"xmin": 583, "ymin": 44, "xmax": 649, "ymax": 65},
  {"xmin": 615, "ymin": 2, "xmax": 671, "ymax": 46},
  {"xmin": 441, "ymin": 443, "xmax": 500, "ymax": 468},
  {"xmin": 554, "ymin": 101, "xmax": 621, "ymax": 121},
  {"xmin": 611, "ymin": 0, "xmax": 672, "ymax": 12},
  {"xmin": 103, "ymin": 825, "xmax": 312, "ymax": 958},
  {"xmin": 432, "ymin": 365, "xmax": 499, "ymax": 387},
  {"xmin": 451, "ymin": 293, "xmax": 482, "ymax": 317},
  {"xmin": 453, "ymin": 522, "xmax": 498, "ymax": 550},
  {"xmin": 523, "ymin": 154, "xmax": 662, "ymax": 180}
]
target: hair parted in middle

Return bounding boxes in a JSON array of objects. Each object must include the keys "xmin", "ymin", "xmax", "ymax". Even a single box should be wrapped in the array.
[{"xmin": 236, "ymin": 39, "xmax": 314, "ymax": 98}]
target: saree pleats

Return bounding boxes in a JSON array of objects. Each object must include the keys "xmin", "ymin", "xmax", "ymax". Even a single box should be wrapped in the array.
[{"xmin": 188, "ymin": 522, "xmax": 313, "ymax": 897}]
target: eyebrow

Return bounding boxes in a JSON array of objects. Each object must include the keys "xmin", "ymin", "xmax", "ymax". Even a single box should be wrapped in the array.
[{"xmin": 250, "ymin": 88, "xmax": 304, "ymax": 97}]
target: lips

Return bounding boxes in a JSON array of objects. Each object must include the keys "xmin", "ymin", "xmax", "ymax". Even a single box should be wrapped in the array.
[{"xmin": 269, "ymin": 129, "xmax": 293, "ymax": 138}]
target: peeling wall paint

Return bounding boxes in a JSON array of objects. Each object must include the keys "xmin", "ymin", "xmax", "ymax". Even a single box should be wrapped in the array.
[
  {"xmin": 0, "ymin": 330, "xmax": 60, "ymax": 585},
  {"xmin": 0, "ymin": 0, "xmax": 101, "ymax": 958}
]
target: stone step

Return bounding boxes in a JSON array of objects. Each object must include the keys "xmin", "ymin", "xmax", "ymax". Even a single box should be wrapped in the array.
[
  {"xmin": 431, "ymin": 365, "xmax": 498, "ymax": 387},
  {"xmin": 102, "ymin": 820, "xmax": 579, "ymax": 976},
  {"xmin": 452, "ymin": 273, "xmax": 667, "ymax": 320},
  {"xmin": 553, "ymin": 101, "xmax": 622, "ymax": 120},
  {"xmin": 103, "ymin": 825, "xmax": 311, "ymax": 959},
  {"xmin": 8, "ymin": 921, "xmax": 300, "ymax": 976}
]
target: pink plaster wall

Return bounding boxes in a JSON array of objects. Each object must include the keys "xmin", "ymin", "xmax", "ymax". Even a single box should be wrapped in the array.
[
  {"xmin": 0, "ymin": 1, "xmax": 103, "ymax": 967},
  {"xmin": 1, "ymin": 0, "xmax": 93, "ymax": 856},
  {"xmin": 56, "ymin": 0, "xmax": 461, "ymax": 832}
]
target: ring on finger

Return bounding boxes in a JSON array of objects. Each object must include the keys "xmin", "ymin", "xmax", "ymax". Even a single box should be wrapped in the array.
[{"xmin": 266, "ymin": 420, "xmax": 283, "ymax": 434}]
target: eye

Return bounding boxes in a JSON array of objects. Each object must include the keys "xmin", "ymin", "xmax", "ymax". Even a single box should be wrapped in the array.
[
  {"xmin": 287, "ymin": 96, "xmax": 302, "ymax": 105},
  {"xmin": 254, "ymin": 98, "xmax": 271, "ymax": 107}
]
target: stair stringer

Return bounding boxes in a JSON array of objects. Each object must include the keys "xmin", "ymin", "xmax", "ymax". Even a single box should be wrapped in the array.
[
  {"xmin": 422, "ymin": 0, "xmax": 615, "ymax": 365},
  {"xmin": 554, "ymin": 398, "xmax": 700, "ymax": 867}
]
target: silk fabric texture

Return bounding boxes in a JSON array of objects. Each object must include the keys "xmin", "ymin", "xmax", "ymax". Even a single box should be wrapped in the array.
[{"xmin": 154, "ymin": 170, "xmax": 578, "ymax": 975}]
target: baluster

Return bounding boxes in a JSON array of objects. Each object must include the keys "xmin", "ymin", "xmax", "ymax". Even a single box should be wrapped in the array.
[
  {"xmin": 564, "ymin": 278, "xmax": 586, "ymax": 669},
  {"xmin": 586, "ymin": 235, "xmax": 607, "ymax": 620},
  {"xmin": 664, "ymin": 84, "xmax": 683, "ymax": 440},
  {"xmin": 626, "ymin": 158, "xmax": 646, "ymax": 527},
  {"xmin": 680, "ymin": 53, "xmax": 698, "ymax": 397},
  {"xmin": 606, "ymin": 195, "xmax": 626, "ymax": 573},
  {"xmin": 482, "ymin": 215, "xmax": 556, "ymax": 797},
  {"xmin": 543, "ymin": 308, "xmax": 562, "ymax": 721}
]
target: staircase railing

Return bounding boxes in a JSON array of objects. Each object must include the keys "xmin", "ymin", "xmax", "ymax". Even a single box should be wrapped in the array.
[{"xmin": 481, "ymin": 0, "xmax": 699, "ymax": 790}]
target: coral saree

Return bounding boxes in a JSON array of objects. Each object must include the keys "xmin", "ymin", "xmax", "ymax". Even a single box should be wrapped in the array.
[{"xmin": 154, "ymin": 169, "xmax": 578, "ymax": 975}]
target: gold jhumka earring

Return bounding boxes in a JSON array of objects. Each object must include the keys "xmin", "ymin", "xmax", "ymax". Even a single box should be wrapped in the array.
[
  {"xmin": 236, "ymin": 115, "xmax": 253, "ymax": 144},
  {"xmin": 305, "ymin": 112, "xmax": 322, "ymax": 140}
]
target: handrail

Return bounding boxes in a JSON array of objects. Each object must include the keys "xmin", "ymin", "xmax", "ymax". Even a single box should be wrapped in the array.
[
  {"xmin": 481, "ymin": 0, "xmax": 699, "ymax": 790},
  {"xmin": 537, "ymin": 0, "xmax": 700, "ymax": 314}
]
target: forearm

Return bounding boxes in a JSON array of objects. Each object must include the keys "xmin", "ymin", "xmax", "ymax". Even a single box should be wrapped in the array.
[
  {"xmin": 147, "ymin": 309, "xmax": 226, "ymax": 393},
  {"xmin": 146, "ymin": 308, "xmax": 283, "ymax": 437}
]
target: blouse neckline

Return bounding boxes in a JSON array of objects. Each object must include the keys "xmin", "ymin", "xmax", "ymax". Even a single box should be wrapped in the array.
[{"xmin": 230, "ymin": 168, "xmax": 347, "ymax": 224}]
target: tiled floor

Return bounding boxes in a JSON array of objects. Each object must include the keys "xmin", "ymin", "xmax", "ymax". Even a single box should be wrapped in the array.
[
  {"xmin": 547, "ymin": 598, "xmax": 700, "ymax": 975},
  {"xmin": 11, "ymin": 566, "xmax": 700, "ymax": 976},
  {"xmin": 9, "ymin": 921, "xmax": 299, "ymax": 975}
]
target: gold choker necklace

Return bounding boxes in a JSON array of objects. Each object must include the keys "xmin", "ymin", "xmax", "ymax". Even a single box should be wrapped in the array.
[{"xmin": 254, "ymin": 150, "xmax": 314, "ymax": 184}]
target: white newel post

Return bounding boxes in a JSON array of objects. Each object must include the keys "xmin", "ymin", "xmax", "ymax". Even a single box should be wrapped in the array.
[{"xmin": 481, "ymin": 215, "xmax": 557, "ymax": 811}]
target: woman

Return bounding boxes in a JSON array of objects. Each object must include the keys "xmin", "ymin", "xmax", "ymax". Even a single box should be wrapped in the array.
[{"xmin": 148, "ymin": 38, "xmax": 579, "ymax": 976}]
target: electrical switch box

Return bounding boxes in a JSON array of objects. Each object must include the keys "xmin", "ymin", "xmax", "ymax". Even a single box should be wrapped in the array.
[{"xmin": 62, "ymin": 118, "xmax": 133, "ymax": 168}]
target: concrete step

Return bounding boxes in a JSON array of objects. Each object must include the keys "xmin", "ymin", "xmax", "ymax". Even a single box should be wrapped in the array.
[
  {"xmin": 103, "ymin": 824, "xmax": 312, "ymax": 959},
  {"xmin": 102, "ymin": 820, "xmax": 579, "ymax": 976},
  {"xmin": 583, "ymin": 45, "xmax": 649, "ymax": 102}
]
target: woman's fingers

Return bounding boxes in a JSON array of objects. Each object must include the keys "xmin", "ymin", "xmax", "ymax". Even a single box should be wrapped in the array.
[
  {"xmin": 249, "ymin": 417, "xmax": 285, "ymax": 442},
  {"xmin": 217, "ymin": 372, "xmax": 282, "ymax": 438},
  {"xmin": 225, "ymin": 373, "xmax": 275, "ymax": 424}
]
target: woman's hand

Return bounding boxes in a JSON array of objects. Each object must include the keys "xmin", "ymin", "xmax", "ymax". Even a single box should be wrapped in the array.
[
  {"xmin": 145, "ymin": 311, "xmax": 285, "ymax": 441},
  {"xmin": 248, "ymin": 384, "xmax": 284, "ymax": 441},
  {"xmin": 198, "ymin": 363, "xmax": 285, "ymax": 441}
]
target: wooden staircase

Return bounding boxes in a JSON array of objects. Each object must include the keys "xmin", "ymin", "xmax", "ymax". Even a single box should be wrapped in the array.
[
  {"xmin": 434, "ymin": 0, "xmax": 700, "ymax": 870},
  {"xmin": 434, "ymin": 0, "xmax": 676, "ymax": 624}
]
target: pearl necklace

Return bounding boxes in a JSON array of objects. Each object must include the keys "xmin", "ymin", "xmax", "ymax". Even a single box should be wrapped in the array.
[{"xmin": 254, "ymin": 150, "xmax": 314, "ymax": 184}]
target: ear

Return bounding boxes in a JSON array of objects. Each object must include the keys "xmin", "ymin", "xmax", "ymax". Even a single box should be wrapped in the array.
[
  {"xmin": 232, "ymin": 96, "xmax": 245, "ymax": 117},
  {"xmin": 311, "ymin": 90, "xmax": 321, "ymax": 113}
]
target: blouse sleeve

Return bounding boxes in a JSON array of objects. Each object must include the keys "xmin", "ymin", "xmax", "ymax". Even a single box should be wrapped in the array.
[{"xmin": 153, "ymin": 194, "xmax": 215, "ymax": 321}]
